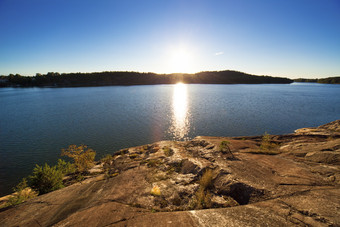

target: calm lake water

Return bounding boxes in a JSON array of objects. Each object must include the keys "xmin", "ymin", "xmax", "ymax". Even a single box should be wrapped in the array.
[{"xmin": 1, "ymin": 83, "xmax": 339, "ymax": 196}]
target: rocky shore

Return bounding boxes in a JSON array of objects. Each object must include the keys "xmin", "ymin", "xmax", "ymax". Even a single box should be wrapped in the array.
[{"xmin": 1, "ymin": 120, "xmax": 339, "ymax": 226}]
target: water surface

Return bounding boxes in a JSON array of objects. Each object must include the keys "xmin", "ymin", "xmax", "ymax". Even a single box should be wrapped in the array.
[{"xmin": 1, "ymin": 83, "xmax": 339, "ymax": 195}]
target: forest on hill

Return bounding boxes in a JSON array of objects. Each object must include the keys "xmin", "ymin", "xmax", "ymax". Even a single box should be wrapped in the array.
[
  {"xmin": 294, "ymin": 77, "xmax": 340, "ymax": 84},
  {"xmin": 0, "ymin": 70, "xmax": 293, "ymax": 87}
]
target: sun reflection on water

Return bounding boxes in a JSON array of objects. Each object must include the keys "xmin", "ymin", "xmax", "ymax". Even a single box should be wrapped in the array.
[{"xmin": 170, "ymin": 82, "xmax": 190, "ymax": 140}]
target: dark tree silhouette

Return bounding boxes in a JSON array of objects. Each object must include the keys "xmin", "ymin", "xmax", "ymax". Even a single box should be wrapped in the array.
[{"xmin": 1, "ymin": 70, "xmax": 294, "ymax": 87}]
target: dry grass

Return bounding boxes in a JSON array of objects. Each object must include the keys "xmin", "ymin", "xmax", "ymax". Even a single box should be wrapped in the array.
[
  {"xmin": 191, "ymin": 169, "xmax": 215, "ymax": 209},
  {"xmin": 199, "ymin": 169, "xmax": 214, "ymax": 190},
  {"xmin": 194, "ymin": 187, "xmax": 212, "ymax": 209},
  {"xmin": 1, "ymin": 179, "xmax": 38, "ymax": 208}
]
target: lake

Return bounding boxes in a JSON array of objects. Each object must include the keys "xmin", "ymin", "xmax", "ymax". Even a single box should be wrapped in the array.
[{"xmin": 1, "ymin": 83, "xmax": 339, "ymax": 196}]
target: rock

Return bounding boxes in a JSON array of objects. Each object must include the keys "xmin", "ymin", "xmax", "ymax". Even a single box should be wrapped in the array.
[
  {"xmin": 216, "ymin": 181, "xmax": 265, "ymax": 205},
  {"xmin": 180, "ymin": 159, "xmax": 200, "ymax": 174},
  {"xmin": 211, "ymin": 195, "xmax": 239, "ymax": 207},
  {"xmin": 305, "ymin": 151, "xmax": 340, "ymax": 164},
  {"xmin": 88, "ymin": 163, "xmax": 104, "ymax": 174}
]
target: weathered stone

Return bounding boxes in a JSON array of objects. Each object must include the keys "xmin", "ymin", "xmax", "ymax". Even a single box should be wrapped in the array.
[
  {"xmin": 305, "ymin": 151, "xmax": 340, "ymax": 164},
  {"xmin": 180, "ymin": 159, "xmax": 200, "ymax": 174}
]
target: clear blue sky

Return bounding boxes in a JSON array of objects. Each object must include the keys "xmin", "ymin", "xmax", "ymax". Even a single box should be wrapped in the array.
[{"xmin": 0, "ymin": 0, "xmax": 339, "ymax": 78}]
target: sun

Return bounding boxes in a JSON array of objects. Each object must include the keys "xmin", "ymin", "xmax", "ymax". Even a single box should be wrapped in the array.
[{"xmin": 168, "ymin": 48, "xmax": 195, "ymax": 73}]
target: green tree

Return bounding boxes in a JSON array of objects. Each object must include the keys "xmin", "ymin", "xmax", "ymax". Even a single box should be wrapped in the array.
[
  {"xmin": 29, "ymin": 163, "xmax": 64, "ymax": 194},
  {"xmin": 56, "ymin": 159, "xmax": 76, "ymax": 175},
  {"xmin": 61, "ymin": 145, "xmax": 96, "ymax": 172}
]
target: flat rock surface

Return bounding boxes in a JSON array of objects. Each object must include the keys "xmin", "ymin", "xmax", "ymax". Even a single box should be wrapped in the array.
[{"xmin": 1, "ymin": 120, "xmax": 340, "ymax": 226}]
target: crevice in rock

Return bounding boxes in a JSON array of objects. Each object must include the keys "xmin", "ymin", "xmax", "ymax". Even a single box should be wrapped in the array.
[
  {"xmin": 278, "ymin": 200, "xmax": 333, "ymax": 226},
  {"xmin": 215, "ymin": 181, "xmax": 266, "ymax": 205}
]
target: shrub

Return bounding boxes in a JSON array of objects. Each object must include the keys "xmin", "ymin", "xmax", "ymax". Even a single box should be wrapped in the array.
[
  {"xmin": 101, "ymin": 154, "xmax": 113, "ymax": 163},
  {"xmin": 56, "ymin": 159, "xmax": 76, "ymax": 175},
  {"xmin": 29, "ymin": 163, "xmax": 64, "ymax": 194},
  {"xmin": 61, "ymin": 145, "xmax": 96, "ymax": 172},
  {"xmin": 243, "ymin": 133, "xmax": 280, "ymax": 155},
  {"xmin": 259, "ymin": 132, "xmax": 278, "ymax": 153},
  {"xmin": 101, "ymin": 154, "xmax": 113, "ymax": 172},
  {"xmin": 219, "ymin": 141, "xmax": 231, "ymax": 152},
  {"xmin": 219, "ymin": 141, "xmax": 235, "ymax": 159}
]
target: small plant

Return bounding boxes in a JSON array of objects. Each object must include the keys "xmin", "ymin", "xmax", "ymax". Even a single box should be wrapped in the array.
[
  {"xmin": 2, "ymin": 178, "xmax": 38, "ymax": 208},
  {"xmin": 163, "ymin": 147, "xmax": 174, "ymax": 157},
  {"xmin": 219, "ymin": 141, "xmax": 231, "ymax": 151},
  {"xmin": 168, "ymin": 160, "xmax": 182, "ymax": 172},
  {"xmin": 259, "ymin": 132, "xmax": 279, "ymax": 153},
  {"xmin": 199, "ymin": 169, "xmax": 214, "ymax": 190},
  {"xmin": 194, "ymin": 187, "xmax": 212, "ymax": 209},
  {"xmin": 219, "ymin": 141, "xmax": 235, "ymax": 159},
  {"xmin": 101, "ymin": 154, "xmax": 113, "ymax": 172},
  {"xmin": 61, "ymin": 145, "xmax": 96, "ymax": 172},
  {"xmin": 146, "ymin": 159, "xmax": 162, "ymax": 168},
  {"xmin": 191, "ymin": 169, "xmax": 215, "ymax": 209},
  {"xmin": 120, "ymin": 149, "xmax": 129, "ymax": 155},
  {"xmin": 29, "ymin": 163, "xmax": 64, "ymax": 194},
  {"xmin": 101, "ymin": 154, "xmax": 113, "ymax": 163},
  {"xmin": 76, "ymin": 174, "xmax": 85, "ymax": 182},
  {"xmin": 129, "ymin": 153, "xmax": 139, "ymax": 159},
  {"xmin": 245, "ymin": 133, "xmax": 280, "ymax": 155}
]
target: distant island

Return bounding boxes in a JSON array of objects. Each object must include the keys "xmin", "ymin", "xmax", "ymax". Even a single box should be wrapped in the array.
[
  {"xmin": 0, "ymin": 70, "xmax": 293, "ymax": 87},
  {"xmin": 294, "ymin": 77, "xmax": 340, "ymax": 84}
]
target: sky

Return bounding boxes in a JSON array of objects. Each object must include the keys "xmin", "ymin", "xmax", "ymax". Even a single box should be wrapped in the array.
[{"xmin": 0, "ymin": 0, "xmax": 339, "ymax": 78}]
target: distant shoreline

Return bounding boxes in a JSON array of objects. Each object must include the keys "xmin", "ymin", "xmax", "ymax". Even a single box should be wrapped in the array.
[
  {"xmin": 0, "ymin": 70, "xmax": 293, "ymax": 88},
  {"xmin": 294, "ymin": 77, "xmax": 340, "ymax": 84}
]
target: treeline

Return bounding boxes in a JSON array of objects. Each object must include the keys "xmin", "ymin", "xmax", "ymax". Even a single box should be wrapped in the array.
[
  {"xmin": 0, "ymin": 70, "xmax": 293, "ymax": 87},
  {"xmin": 294, "ymin": 77, "xmax": 340, "ymax": 84}
]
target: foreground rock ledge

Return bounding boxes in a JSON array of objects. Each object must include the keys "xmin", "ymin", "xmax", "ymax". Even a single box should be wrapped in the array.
[{"xmin": 1, "ymin": 120, "xmax": 340, "ymax": 226}]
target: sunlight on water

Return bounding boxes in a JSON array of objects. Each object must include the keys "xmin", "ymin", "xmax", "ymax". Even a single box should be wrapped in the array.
[{"xmin": 170, "ymin": 82, "xmax": 190, "ymax": 140}]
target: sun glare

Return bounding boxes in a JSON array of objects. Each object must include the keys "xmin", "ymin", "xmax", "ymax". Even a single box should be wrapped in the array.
[
  {"xmin": 170, "ymin": 82, "xmax": 190, "ymax": 140},
  {"xmin": 168, "ymin": 48, "xmax": 195, "ymax": 73}
]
